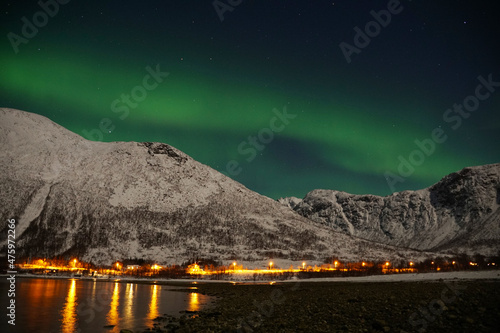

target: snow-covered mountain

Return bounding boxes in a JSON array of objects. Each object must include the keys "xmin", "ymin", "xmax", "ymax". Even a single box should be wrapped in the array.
[
  {"xmin": 0, "ymin": 108, "xmax": 433, "ymax": 265},
  {"xmin": 283, "ymin": 164, "xmax": 500, "ymax": 256}
]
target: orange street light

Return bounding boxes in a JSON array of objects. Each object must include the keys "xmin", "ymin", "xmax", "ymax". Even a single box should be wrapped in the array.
[
  {"xmin": 269, "ymin": 261, "xmax": 273, "ymax": 269},
  {"xmin": 409, "ymin": 262, "xmax": 414, "ymax": 266},
  {"xmin": 233, "ymin": 262, "xmax": 237, "ymax": 270},
  {"xmin": 334, "ymin": 261, "xmax": 339, "ymax": 267},
  {"xmin": 385, "ymin": 262, "xmax": 390, "ymax": 267},
  {"xmin": 302, "ymin": 262, "xmax": 306, "ymax": 269},
  {"xmin": 362, "ymin": 262, "xmax": 366, "ymax": 267}
]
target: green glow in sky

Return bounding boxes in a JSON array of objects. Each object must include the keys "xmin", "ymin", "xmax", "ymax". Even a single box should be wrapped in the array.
[{"xmin": 1, "ymin": 1, "xmax": 498, "ymax": 199}]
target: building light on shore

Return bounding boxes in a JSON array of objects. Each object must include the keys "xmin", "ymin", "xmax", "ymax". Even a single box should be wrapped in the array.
[{"xmin": 187, "ymin": 263, "xmax": 206, "ymax": 275}]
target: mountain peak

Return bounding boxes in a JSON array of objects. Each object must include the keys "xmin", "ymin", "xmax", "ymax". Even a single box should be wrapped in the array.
[
  {"xmin": 285, "ymin": 163, "xmax": 500, "ymax": 256},
  {"xmin": 1, "ymin": 108, "xmax": 435, "ymax": 265}
]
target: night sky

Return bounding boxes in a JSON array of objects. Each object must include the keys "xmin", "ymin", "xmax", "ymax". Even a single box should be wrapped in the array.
[{"xmin": 1, "ymin": 1, "xmax": 499, "ymax": 199}]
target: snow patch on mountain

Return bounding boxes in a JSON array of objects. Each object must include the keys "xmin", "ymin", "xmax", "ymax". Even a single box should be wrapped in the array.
[{"xmin": 283, "ymin": 164, "xmax": 500, "ymax": 256}]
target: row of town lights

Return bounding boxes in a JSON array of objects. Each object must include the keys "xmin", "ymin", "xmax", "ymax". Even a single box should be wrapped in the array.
[
  {"xmin": 33, "ymin": 257, "xmax": 499, "ymax": 273},
  {"xmin": 89, "ymin": 259, "xmax": 403, "ymax": 269},
  {"xmin": 49, "ymin": 258, "xmax": 479, "ymax": 268},
  {"xmin": 78, "ymin": 259, "xmax": 480, "ymax": 272},
  {"xmin": 105, "ymin": 259, "xmax": 454, "ymax": 270},
  {"xmin": 25, "ymin": 258, "xmax": 496, "ymax": 276}
]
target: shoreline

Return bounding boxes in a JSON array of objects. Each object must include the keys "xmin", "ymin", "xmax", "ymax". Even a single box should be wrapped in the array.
[
  {"xmin": 3, "ymin": 271, "xmax": 499, "ymax": 332},
  {"xmin": 2, "ymin": 269, "xmax": 499, "ymax": 285},
  {"xmin": 157, "ymin": 279, "xmax": 500, "ymax": 332}
]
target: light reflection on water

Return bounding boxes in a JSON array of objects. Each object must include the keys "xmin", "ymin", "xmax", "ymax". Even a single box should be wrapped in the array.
[
  {"xmin": 124, "ymin": 283, "xmax": 134, "ymax": 321},
  {"xmin": 188, "ymin": 292, "xmax": 200, "ymax": 312},
  {"xmin": 147, "ymin": 284, "xmax": 159, "ymax": 321},
  {"xmin": 90, "ymin": 280, "xmax": 97, "ymax": 310},
  {"xmin": 0, "ymin": 278, "xmax": 213, "ymax": 333},
  {"xmin": 106, "ymin": 282, "xmax": 120, "ymax": 326},
  {"xmin": 61, "ymin": 279, "xmax": 77, "ymax": 333}
]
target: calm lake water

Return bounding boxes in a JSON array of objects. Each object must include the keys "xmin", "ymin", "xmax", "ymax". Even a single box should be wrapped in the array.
[{"xmin": 0, "ymin": 277, "xmax": 213, "ymax": 333}]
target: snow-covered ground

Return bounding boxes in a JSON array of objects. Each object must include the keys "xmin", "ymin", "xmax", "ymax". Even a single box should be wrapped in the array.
[
  {"xmin": 281, "ymin": 270, "xmax": 500, "ymax": 283},
  {"xmin": 5, "ymin": 270, "xmax": 499, "ymax": 284}
]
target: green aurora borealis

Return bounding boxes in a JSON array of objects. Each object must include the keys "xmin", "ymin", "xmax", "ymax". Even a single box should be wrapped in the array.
[{"xmin": 1, "ymin": 1, "xmax": 499, "ymax": 198}]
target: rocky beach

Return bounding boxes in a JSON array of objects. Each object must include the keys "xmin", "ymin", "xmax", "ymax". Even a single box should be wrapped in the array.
[{"xmin": 151, "ymin": 278, "xmax": 500, "ymax": 332}]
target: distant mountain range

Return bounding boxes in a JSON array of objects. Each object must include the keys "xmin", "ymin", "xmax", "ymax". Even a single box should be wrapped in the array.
[
  {"xmin": 279, "ymin": 164, "xmax": 500, "ymax": 256},
  {"xmin": 0, "ymin": 108, "xmax": 497, "ymax": 266}
]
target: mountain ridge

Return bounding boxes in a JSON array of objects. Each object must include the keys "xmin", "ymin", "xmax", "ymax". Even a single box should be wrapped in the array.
[
  {"xmin": 281, "ymin": 163, "xmax": 500, "ymax": 256},
  {"xmin": 0, "ymin": 108, "xmax": 438, "ymax": 265}
]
